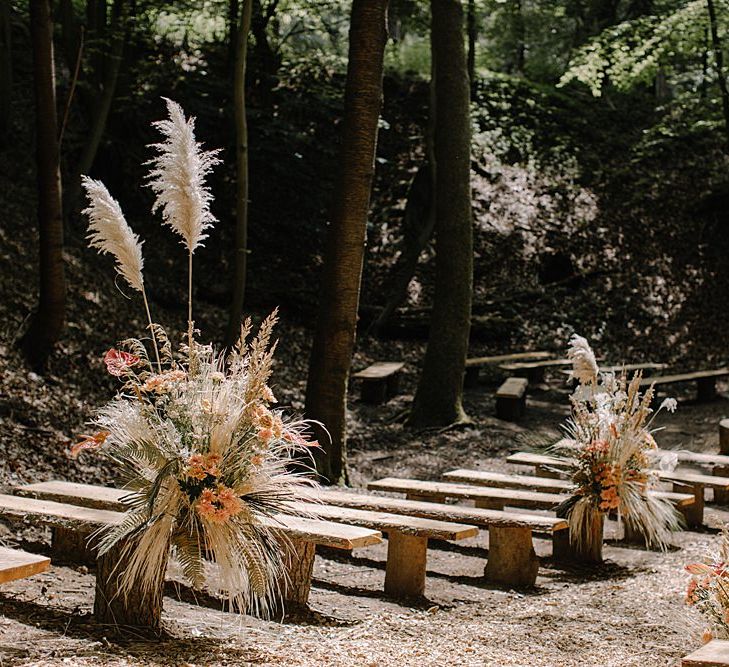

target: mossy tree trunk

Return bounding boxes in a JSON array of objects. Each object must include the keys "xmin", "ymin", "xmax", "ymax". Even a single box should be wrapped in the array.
[
  {"xmin": 21, "ymin": 0, "xmax": 66, "ymax": 370},
  {"xmin": 305, "ymin": 0, "xmax": 389, "ymax": 484},
  {"xmin": 407, "ymin": 0, "xmax": 473, "ymax": 429},
  {"xmin": 225, "ymin": 0, "xmax": 253, "ymax": 348}
]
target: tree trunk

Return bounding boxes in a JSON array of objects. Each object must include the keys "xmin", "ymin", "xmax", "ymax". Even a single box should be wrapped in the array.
[
  {"xmin": 305, "ymin": 0, "xmax": 389, "ymax": 484},
  {"xmin": 65, "ymin": 0, "xmax": 127, "ymax": 215},
  {"xmin": 370, "ymin": 163, "xmax": 435, "ymax": 335},
  {"xmin": 0, "ymin": 0, "xmax": 11, "ymax": 146},
  {"xmin": 21, "ymin": 0, "xmax": 66, "ymax": 370},
  {"xmin": 706, "ymin": 0, "xmax": 729, "ymax": 146},
  {"xmin": 227, "ymin": 0, "xmax": 240, "ymax": 72},
  {"xmin": 512, "ymin": 0, "xmax": 525, "ymax": 75},
  {"xmin": 467, "ymin": 0, "xmax": 476, "ymax": 96},
  {"xmin": 407, "ymin": 0, "xmax": 473, "ymax": 428},
  {"xmin": 224, "ymin": 0, "xmax": 253, "ymax": 349}
]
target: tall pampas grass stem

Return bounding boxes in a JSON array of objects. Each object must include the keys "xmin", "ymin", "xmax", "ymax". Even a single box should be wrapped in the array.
[{"xmin": 82, "ymin": 176, "xmax": 161, "ymax": 371}]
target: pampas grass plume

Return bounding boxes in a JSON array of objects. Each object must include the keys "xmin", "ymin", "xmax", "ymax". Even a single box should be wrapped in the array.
[
  {"xmin": 82, "ymin": 176, "xmax": 145, "ymax": 293},
  {"xmin": 146, "ymin": 98, "xmax": 221, "ymax": 252}
]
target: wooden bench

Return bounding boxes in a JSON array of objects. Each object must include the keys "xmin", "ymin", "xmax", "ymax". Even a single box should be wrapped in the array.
[
  {"xmin": 640, "ymin": 368, "xmax": 729, "ymax": 402},
  {"xmin": 683, "ymin": 640, "xmax": 729, "ymax": 666},
  {"xmin": 507, "ymin": 451, "xmax": 729, "ymax": 527},
  {"xmin": 318, "ymin": 488, "xmax": 569, "ymax": 586},
  {"xmin": 0, "ymin": 546, "xmax": 50, "ymax": 584},
  {"xmin": 352, "ymin": 362, "xmax": 405, "ymax": 404},
  {"xmin": 9, "ymin": 485, "xmax": 381, "ymax": 624},
  {"xmin": 16, "ymin": 481, "xmax": 481, "ymax": 600},
  {"xmin": 464, "ymin": 351, "xmax": 551, "ymax": 388},
  {"xmin": 559, "ymin": 362, "xmax": 667, "ymax": 386},
  {"xmin": 495, "ymin": 377, "xmax": 528, "ymax": 421},
  {"xmin": 289, "ymin": 502, "xmax": 477, "ymax": 597},
  {"xmin": 499, "ymin": 359, "xmax": 571, "ymax": 384}
]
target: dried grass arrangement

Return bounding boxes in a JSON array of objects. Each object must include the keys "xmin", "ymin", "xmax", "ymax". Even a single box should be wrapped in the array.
[
  {"xmin": 75, "ymin": 99, "xmax": 319, "ymax": 616},
  {"xmin": 553, "ymin": 335, "xmax": 682, "ymax": 562},
  {"xmin": 686, "ymin": 532, "xmax": 729, "ymax": 642}
]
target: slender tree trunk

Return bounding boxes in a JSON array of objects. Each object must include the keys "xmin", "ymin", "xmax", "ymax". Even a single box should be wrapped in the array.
[
  {"xmin": 305, "ymin": 0, "xmax": 389, "ymax": 484},
  {"xmin": 22, "ymin": 0, "xmax": 66, "ymax": 369},
  {"xmin": 408, "ymin": 0, "xmax": 473, "ymax": 428},
  {"xmin": 224, "ymin": 0, "xmax": 253, "ymax": 348},
  {"xmin": 707, "ymin": 0, "xmax": 729, "ymax": 145},
  {"xmin": 227, "ymin": 0, "xmax": 239, "ymax": 72},
  {"xmin": 0, "ymin": 0, "xmax": 12, "ymax": 145},
  {"xmin": 467, "ymin": 0, "xmax": 476, "ymax": 96},
  {"xmin": 512, "ymin": 0, "xmax": 525, "ymax": 75},
  {"xmin": 65, "ymin": 0, "xmax": 127, "ymax": 214}
]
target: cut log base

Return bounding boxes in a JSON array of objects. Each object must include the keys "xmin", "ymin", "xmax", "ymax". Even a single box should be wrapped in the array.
[
  {"xmin": 52, "ymin": 527, "xmax": 96, "ymax": 565},
  {"xmin": 94, "ymin": 538, "xmax": 168, "ymax": 633},
  {"xmin": 485, "ymin": 525, "xmax": 538, "ymax": 588},
  {"xmin": 715, "ymin": 466, "xmax": 729, "ymax": 505},
  {"xmin": 278, "ymin": 537, "xmax": 316, "ymax": 608},
  {"xmin": 720, "ymin": 419, "xmax": 729, "ymax": 455},
  {"xmin": 384, "ymin": 532, "xmax": 427, "ymax": 598}
]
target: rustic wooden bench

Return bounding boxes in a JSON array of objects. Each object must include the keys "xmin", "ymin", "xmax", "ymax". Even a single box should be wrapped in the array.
[
  {"xmin": 17, "ymin": 481, "xmax": 482, "ymax": 600},
  {"xmin": 495, "ymin": 377, "xmax": 528, "ymax": 421},
  {"xmin": 559, "ymin": 362, "xmax": 667, "ymax": 387},
  {"xmin": 289, "ymin": 501, "xmax": 477, "ymax": 597},
  {"xmin": 683, "ymin": 640, "xmax": 729, "ymax": 666},
  {"xmin": 464, "ymin": 351, "xmax": 551, "ymax": 388},
  {"xmin": 442, "ymin": 467, "xmax": 694, "ymax": 543},
  {"xmin": 640, "ymin": 368, "xmax": 729, "ymax": 402},
  {"xmin": 351, "ymin": 362, "xmax": 405, "ymax": 404},
  {"xmin": 0, "ymin": 546, "xmax": 50, "ymax": 584},
  {"xmin": 8, "ymin": 485, "xmax": 381, "ymax": 625},
  {"xmin": 499, "ymin": 358, "xmax": 571, "ymax": 384},
  {"xmin": 318, "ymin": 488, "xmax": 569, "ymax": 586},
  {"xmin": 506, "ymin": 451, "xmax": 729, "ymax": 527}
]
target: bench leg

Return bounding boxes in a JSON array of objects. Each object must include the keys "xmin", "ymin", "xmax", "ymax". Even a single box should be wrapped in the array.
[
  {"xmin": 714, "ymin": 466, "xmax": 729, "ymax": 505},
  {"xmin": 406, "ymin": 493, "xmax": 446, "ymax": 504},
  {"xmin": 361, "ymin": 380, "xmax": 388, "ymax": 405},
  {"xmin": 551, "ymin": 527, "xmax": 573, "ymax": 562},
  {"xmin": 720, "ymin": 419, "xmax": 729, "ymax": 455},
  {"xmin": 385, "ymin": 374, "xmax": 401, "ymax": 399},
  {"xmin": 94, "ymin": 538, "xmax": 168, "ymax": 632},
  {"xmin": 474, "ymin": 498, "xmax": 506, "ymax": 511},
  {"xmin": 697, "ymin": 377, "xmax": 717, "ymax": 402},
  {"xmin": 527, "ymin": 367, "xmax": 545, "ymax": 385},
  {"xmin": 485, "ymin": 526, "xmax": 538, "ymax": 588},
  {"xmin": 52, "ymin": 527, "xmax": 96, "ymax": 565},
  {"xmin": 464, "ymin": 367, "xmax": 480, "ymax": 389},
  {"xmin": 673, "ymin": 482, "xmax": 704, "ymax": 528},
  {"xmin": 279, "ymin": 538, "xmax": 316, "ymax": 608},
  {"xmin": 384, "ymin": 532, "xmax": 427, "ymax": 598},
  {"xmin": 496, "ymin": 396, "xmax": 525, "ymax": 422}
]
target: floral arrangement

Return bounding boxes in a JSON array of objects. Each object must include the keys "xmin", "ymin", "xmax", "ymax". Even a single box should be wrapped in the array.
[
  {"xmin": 686, "ymin": 532, "xmax": 729, "ymax": 642},
  {"xmin": 74, "ymin": 99, "xmax": 318, "ymax": 616},
  {"xmin": 553, "ymin": 334, "xmax": 682, "ymax": 560}
]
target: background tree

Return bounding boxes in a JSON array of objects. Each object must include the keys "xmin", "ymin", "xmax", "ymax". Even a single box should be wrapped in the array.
[
  {"xmin": 21, "ymin": 0, "xmax": 66, "ymax": 369},
  {"xmin": 305, "ymin": 0, "xmax": 389, "ymax": 484},
  {"xmin": 408, "ymin": 0, "xmax": 473, "ymax": 428},
  {"xmin": 225, "ymin": 0, "xmax": 254, "ymax": 348}
]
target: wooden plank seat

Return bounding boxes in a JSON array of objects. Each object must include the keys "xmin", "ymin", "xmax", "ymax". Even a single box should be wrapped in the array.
[
  {"xmin": 8, "ymin": 484, "xmax": 381, "ymax": 621},
  {"xmin": 0, "ymin": 546, "xmax": 50, "ymax": 584},
  {"xmin": 317, "ymin": 488, "xmax": 569, "ymax": 586},
  {"xmin": 441, "ymin": 468, "xmax": 694, "ymax": 542},
  {"xmin": 495, "ymin": 377, "xmax": 528, "ymax": 421},
  {"xmin": 351, "ymin": 362, "xmax": 405, "ymax": 404},
  {"xmin": 288, "ymin": 502, "xmax": 477, "ymax": 598},
  {"xmin": 683, "ymin": 639, "xmax": 729, "ymax": 666},
  {"xmin": 654, "ymin": 448, "xmax": 729, "ymax": 504},
  {"xmin": 559, "ymin": 362, "xmax": 667, "ymax": 386},
  {"xmin": 464, "ymin": 351, "xmax": 551, "ymax": 388},
  {"xmin": 498, "ymin": 359, "xmax": 571, "ymax": 384},
  {"xmin": 507, "ymin": 451, "xmax": 729, "ymax": 527},
  {"xmin": 640, "ymin": 368, "xmax": 729, "ymax": 402}
]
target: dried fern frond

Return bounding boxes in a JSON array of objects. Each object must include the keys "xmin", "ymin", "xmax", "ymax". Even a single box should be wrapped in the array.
[
  {"xmin": 82, "ymin": 176, "xmax": 145, "ymax": 293},
  {"xmin": 146, "ymin": 98, "xmax": 221, "ymax": 252}
]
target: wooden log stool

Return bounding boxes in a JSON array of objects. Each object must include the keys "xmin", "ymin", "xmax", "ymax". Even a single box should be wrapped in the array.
[
  {"xmin": 720, "ymin": 419, "xmax": 729, "ymax": 455},
  {"xmin": 352, "ymin": 362, "xmax": 405, "ymax": 405},
  {"xmin": 495, "ymin": 377, "xmax": 528, "ymax": 422}
]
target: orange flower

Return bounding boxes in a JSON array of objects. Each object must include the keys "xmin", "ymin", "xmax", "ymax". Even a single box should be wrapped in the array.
[
  {"xmin": 196, "ymin": 485, "xmax": 243, "ymax": 523},
  {"xmin": 70, "ymin": 430, "xmax": 110, "ymax": 458},
  {"xmin": 141, "ymin": 370, "xmax": 187, "ymax": 393}
]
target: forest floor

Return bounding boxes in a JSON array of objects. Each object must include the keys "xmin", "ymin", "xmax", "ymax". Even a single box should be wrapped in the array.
[{"xmin": 0, "ymin": 349, "xmax": 726, "ymax": 666}]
